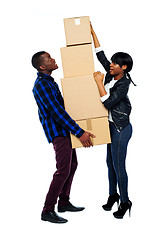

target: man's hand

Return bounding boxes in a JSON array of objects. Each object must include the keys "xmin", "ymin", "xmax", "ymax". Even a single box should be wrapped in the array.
[{"xmin": 79, "ymin": 131, "xmax": 96, "ymax": 148}]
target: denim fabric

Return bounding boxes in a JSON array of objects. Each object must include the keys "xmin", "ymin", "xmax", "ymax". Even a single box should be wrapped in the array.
[{"xmin": 106, "ymin": 121, "xmax": 132, "ymax": 203}]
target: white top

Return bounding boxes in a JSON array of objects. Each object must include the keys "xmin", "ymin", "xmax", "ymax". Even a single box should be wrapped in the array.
[
  {"xmin": 95, "ymin": 46, "xmax": 117, "ymax": 122},
  {"xmin": 95, "ymin": 46, "xmax": 103, "ymax": 53},
  {"xmin": 100, "ymin": 80, "xmax": 117, "ymax": 122}
]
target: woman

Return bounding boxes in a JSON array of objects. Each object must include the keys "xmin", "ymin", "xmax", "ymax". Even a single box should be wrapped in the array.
[{"xmin": 91, "ymin": 23, "xmax": 135, "ymax": 219}]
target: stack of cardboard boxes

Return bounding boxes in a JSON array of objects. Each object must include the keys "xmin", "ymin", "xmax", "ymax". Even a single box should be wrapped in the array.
[{"xmin": 60, "ymin": 16, "xmax": 111, "ymax": 148}]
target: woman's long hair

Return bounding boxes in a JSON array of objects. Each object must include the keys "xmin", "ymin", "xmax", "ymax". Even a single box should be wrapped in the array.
[{"xmin": 111, "ymin": 52, "xmax": 136, "ymax": 86}]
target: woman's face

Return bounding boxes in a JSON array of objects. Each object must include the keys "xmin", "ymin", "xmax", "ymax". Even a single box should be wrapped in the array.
[{"xmin": 110, "ymin": 62, "xmax": 127, "ymax": 80}]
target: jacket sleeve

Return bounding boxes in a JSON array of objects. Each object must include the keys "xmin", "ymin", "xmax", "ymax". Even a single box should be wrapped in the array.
[
  {"xmin": 34, "ymin": 80, "xmax": 84, "ymax": 138},
  {"xmin": 96, "ymin": 50, "xmax": 111, "ymax": 72},
  {"xmin": 103, "ymin": 80, "xmax": 130, "ymax": 109}
]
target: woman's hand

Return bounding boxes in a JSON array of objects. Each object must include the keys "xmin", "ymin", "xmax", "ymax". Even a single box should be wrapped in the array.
[
  {"xmin": 93, "ymin": 71, "xmax": 107, "ymax": 97},
  {"xmin": 93, "ymin": 71, "xmax": 104, "ymax": 84}
]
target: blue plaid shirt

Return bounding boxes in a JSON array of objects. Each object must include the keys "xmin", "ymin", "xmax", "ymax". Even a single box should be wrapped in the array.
[{"xmin": 32, "ymin": 72, "xmax": 84, "ymax": 143}]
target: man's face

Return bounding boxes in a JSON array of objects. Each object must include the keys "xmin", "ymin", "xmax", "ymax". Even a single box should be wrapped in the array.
[{"xmin": 40, "ymin": 52, "xmax": 58, "ymax": 72}]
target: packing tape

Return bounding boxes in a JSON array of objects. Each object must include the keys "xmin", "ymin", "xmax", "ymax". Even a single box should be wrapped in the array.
[
  {"xmin": 86, "ymin": 119, "xmax": 94, "ymax": 145},
  {"xmin": 75, "ymin": 18, "xmax": 80, "ymax": 25},
  {"xmin": 90, "ymin": 136, "xmax": 94, "ymax": 145},
  {"xmin": 86, "ymin": 119, "xmax": 92, "ymax": 130}
]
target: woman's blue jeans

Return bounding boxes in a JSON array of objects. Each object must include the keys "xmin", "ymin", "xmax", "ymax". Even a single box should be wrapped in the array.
[{"xmin": 106, "ymin": 121, "xmax": 132, "ymax": 203}]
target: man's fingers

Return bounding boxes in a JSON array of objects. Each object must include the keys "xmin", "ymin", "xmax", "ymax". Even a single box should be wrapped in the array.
[
  {"xmin": 81, "ymin": 140, "xmax": 92, "ymax": 148},
  {"xmin": 89, "ymin": 133, "xmax": 96, "ymax": 138},
  {"xmin": 81, "ymin": 140, "xmax": 88, "ymax": 148},
  {"xmin": 80, "ymin": 132, "xmax": 95, "ymax": 147}
]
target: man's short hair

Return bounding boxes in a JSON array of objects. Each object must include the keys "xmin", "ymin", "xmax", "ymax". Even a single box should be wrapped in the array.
[{"xmin": 31, "ymin": 51, "xmax": 46, "ymax": 71}]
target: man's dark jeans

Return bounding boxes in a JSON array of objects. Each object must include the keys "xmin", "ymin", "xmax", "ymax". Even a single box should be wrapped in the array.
[{"xmin": 43, "ymin": 137, "xmax": 77, "ymax": 213}]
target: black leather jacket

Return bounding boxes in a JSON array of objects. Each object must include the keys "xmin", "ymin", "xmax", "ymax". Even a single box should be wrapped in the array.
[{"xmin": 96, "ymin": 50, "xmax": 132, "ymax": 131}]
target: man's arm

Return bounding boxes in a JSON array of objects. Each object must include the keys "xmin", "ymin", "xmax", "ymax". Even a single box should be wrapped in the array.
[{"xmin": 34, "ymin": 80, "xmax": 95, "ymax": 147}]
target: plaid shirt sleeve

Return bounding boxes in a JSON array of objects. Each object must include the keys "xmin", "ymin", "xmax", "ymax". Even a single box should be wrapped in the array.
[{"xmin": 34, "ymin": 80, "xmax": 85, "ymax": 138}]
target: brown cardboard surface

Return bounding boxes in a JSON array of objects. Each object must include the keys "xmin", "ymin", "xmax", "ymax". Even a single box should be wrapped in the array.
[
  {"xmin": 61, "ymin": 75, "xmax": 108, "ymax": 120},
  {"xmin": 60, "ymin": 44, "xmax": 95, "ymax": 78},
  {"xmin": 70, "ymin": 117, "xmax": 111, "ymax": 148},
  {"xmin": 64, "ymin": 16, "xmax": 92, "ymax": 46}
]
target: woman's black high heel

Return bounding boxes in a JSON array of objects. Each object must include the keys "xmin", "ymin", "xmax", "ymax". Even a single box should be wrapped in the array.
[
  {"xmin": 113, "ymin": 200, "xmax": 132, "ymax": 219},
  {"xmin": 102, "ymin": 193, "xmax": 120, "ymax": 211}
]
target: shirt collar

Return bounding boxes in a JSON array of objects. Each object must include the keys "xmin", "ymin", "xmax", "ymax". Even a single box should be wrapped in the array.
[{"xmin": 37, "ymin": 72, "xmax": 54, "ymax": 82}]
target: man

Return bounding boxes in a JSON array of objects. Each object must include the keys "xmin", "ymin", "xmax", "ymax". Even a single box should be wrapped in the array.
[{"xmin": 32, "ymin": 51, "xmax": 95, "ymax": 224}]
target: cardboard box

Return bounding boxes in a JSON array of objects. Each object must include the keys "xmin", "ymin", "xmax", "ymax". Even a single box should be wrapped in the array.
[
  {"xmin": 60, "ymin": 44, "xmax": 95, "ymax": 78},
  {"xmin": 61, "ymin": 75, "xmax": 108, "ymax": 120},
  {"xmin": 64, "ymin": 16, "xmax": 92, "ymax": 46},
  {"xmin": 70, "ymin": 117, "xmax": 111, "ymax": 148},
  {"xmin": 60, "ymin": 16, "xmax": 111, "ymax": 149}
]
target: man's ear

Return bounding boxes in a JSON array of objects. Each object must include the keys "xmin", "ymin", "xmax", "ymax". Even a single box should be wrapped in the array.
[
  {"xmin": 122, "ymin": 65, "xmax": 127, "ymax": 71},
  {"xmin": 40, "ymin": 65, "xmax": 46, "ymax": 71}
]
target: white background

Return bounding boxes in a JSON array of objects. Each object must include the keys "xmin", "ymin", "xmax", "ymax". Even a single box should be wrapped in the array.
[{"xmin": 1, "ymin": 0, "xmax": 163, "ymax": 239}]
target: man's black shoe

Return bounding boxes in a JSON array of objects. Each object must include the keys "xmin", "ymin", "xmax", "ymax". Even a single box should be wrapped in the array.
[
  {"xmin": 41, "ymin": 211, "xmax": 68, "ymax": 223},
  {"xmin": 58, "ymin": 202, "xmax": 85, "ymax": 213}
]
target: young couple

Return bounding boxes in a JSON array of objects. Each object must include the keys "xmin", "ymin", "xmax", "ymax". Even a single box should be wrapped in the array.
[{"xmin": 32, "ymin": 23, "xmax": 135, "ymax": 223}]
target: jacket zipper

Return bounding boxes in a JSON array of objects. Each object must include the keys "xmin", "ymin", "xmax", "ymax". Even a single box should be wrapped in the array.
[
  {"xmin": 113, "ymin": 110, "xmax": 127, "ymax": 116},
  {"xmin": 110, "ymin": 118, "xmax": 121, "ymax": 132},
  {"xmin": 115, "ymin": 123, "xmax": 121, "ymax": 132},
  {"xmin": 110, "ymin": 111, "xmax": 123, "ymax": 133}
]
